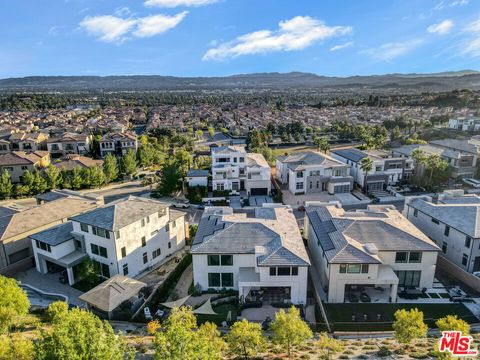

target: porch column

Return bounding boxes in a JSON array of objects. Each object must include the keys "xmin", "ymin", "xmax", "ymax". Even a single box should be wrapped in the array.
[
  {"xmin": 390, "ymin": 284, "xmax": 398, "ymax": 303},
  {"xmin": 67, "ymin": 267, "xmax": 75, "ymax": 286}
]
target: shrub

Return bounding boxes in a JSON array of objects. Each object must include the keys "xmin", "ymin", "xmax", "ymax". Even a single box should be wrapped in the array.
[
  {"xmin": 45, "ymin": 301, "xmax": 68, "ymax": 323},
  {"xmin": 147, "ymin": 320, "xmax": 160, "ymax": 335},
  {"xmin": 377, "ymin": 346, "xmax": 391, "ymax": 357}
]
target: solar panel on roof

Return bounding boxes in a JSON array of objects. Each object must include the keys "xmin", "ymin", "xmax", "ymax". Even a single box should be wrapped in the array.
[{"xmin": 309, "ymin": 211, "xmax": 335, "ymax": 251}]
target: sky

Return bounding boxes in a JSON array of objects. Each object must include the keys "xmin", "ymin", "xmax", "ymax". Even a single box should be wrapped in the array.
[{"xmin": 1, "ymin": 0, "xmax": 480, "ymax": 78}]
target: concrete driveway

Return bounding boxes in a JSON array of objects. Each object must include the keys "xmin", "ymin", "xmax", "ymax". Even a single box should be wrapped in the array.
[{"xmin": 249, "ymin": 196, "xmax": 273, "ymax": 207}]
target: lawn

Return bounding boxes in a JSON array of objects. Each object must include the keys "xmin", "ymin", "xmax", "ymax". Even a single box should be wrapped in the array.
[
  {"xmin": 196, "ymin": 302, "xmax": 239, "ymax": 325},
  {"xmin": 323, "ymin": 303, "xmax": 477, "ymax": 332}
]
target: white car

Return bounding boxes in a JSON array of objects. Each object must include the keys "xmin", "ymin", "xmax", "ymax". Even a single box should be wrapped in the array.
[
  {"xmin": 463, "ymin": 178, "xmax": 480, "ymax": 188},
  {"xmin": 171, "ymin": 200, "xmax": 190, "ymax": 208},
  {"xmin": 473, "ymin": 271, "xmax": 480, "ymax": 278}
]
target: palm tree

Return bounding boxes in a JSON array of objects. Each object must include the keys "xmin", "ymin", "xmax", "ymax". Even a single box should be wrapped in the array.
[{"xmin": 360, "ymin": 157, "xmax": 373, "ymax": 193}]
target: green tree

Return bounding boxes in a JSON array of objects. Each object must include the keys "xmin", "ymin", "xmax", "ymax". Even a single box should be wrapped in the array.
[
  {"xmin": 436, "ymin": 315, "xmax": 470, "ymax": 335},
  {"xmin": 196, "ymin": 321, "xmax": 225, "ymax": 360},
  {"xmin": 314, "ymin": 137, "xmax": 330, "ymax": 153},
  {"xmin": 225, "ymin": 319, "xmax": 266, "ymax": 360},
  {"xmin": 174, "ymin": 149, "xmax": 193, "ymax": 177},
  {"xmin": 208, "ymin": 126, "xmax": 215, "ymax": 139},
  {"xmin": 36, "ymin": 308, "xmax": 127, "ymax": 360},
  {"xmin": 392, "ymin": 308, "xmax": 428, "ymax": 347},
  {"xmin": 425, "ymin": 153, "xmax": 448, "ymax": 185},
  {"xmin": 155, "ymin": 161, "xmax": 181, "ymax": 196},
  {"xmin": 0, "ymin": 275, "xmax": 30, "ymax": 333},
  {"xmin": 103, "ymin": 153, "xmax": 119, "ymax": 183},
  {"xmin": 88, "ymin": 166, "xmax": 106, "ymax": 188},
  {"xmin": 121, "ymin": 150, "xmax": 137, "ymax": 176},
  {"xmin": 315, "ymin": 332, "xmax": 344, "ymax": 357},
  {"xmin": 45, "ymin": 301, "xmax": 68, "ymax": 323},
  {"xmin": 44, "ymin": 165, "xmax": 61, "ymax": 190},
  {"xmin": 360, "ymin": 157, "xmax": 373, "ymax": 192},
  {"xmin": 137, "ymin": 143, "xmax": 155, "ymax": 168},
  {"xmin": 0, "ymin": 170, "xmax": 13, "ymax": 200},
  {"xmin": 31, "ymin": 170, "xmax": 47, "ymax": 195},
  {"xmin": 70, "ymin": 167, "xmax": 83, "ymax": 190},
  {"xmin": 21, "ymin": 170, "xmax": 34, "ymax": 194},
  {"xmin": 0, "ymin": 334, "xmax": 35, "ymax": 360},
  {"xmin": 76, "ymin": 258, "xmax": 100, "ymax": 289},
  {"xmin": 270, "ymin": 306, "xmax": 313, "ymax": 357}
]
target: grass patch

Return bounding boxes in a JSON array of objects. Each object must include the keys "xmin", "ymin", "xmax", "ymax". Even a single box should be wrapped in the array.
[
  {"xmin": 324, "ymin": 303, "xmax": 477, "ymax": 332},
  {"xmin": 196, "ymin": 302, "xmax": 239, "ymax": 325}
]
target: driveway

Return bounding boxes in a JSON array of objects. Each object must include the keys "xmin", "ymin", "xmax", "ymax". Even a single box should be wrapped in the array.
[
  {"xmin": 14, "ymin": 268, "xmax": 84, "ymax": 306},
  {"xmin": 229, "ymin": 196, "xmax": 242, "ymax": 209},
  {"xmin": 249, "ymin": 196, "xmax": 273, "ymax": 207},
  {"xmin": 240, "ymin": 305, "xmax": 283, "ymax": 322}
]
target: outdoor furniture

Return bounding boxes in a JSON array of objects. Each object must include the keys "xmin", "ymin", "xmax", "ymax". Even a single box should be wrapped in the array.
[
  {"xmin": 347, "ymin": 292, "xmax": 359, "ymax": 303},
  {"xmin": 360, "ymin": 292, "xmax": 371, "ymax": 303}
]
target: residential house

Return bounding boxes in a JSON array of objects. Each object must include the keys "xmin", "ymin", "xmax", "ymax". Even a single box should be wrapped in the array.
[
  {"xmin": 276, "ymin": 151, "xmax": 353, "ymax": 195},
  {"xmin": 0, "ymin": 193, "xmax": 102, "ymax": 274},
  {"xmin": 211, "ymin": 146, "xmax": 271, "ymax": 196},
  {"xmin": 53, "ymin": 154, "xmax": 103, "ymax": 171},
  {"xmin": 31, "ymin": 196, "xmax": 187, "ymax": 285},
  {"xmin": 0, "ymin": 139, "xmax": 11, "ymax": 154},
  {"xmin": 305, "ymin": 203, "xmax": 439, "ymax": 303},
  {"xmin": 448, "ymin": 116, "xmax": 480, "ymax": 132},
  {"xmin": 187, "ymin": 169, "xmax": 209, "ymax": 187},
  {"xmin": 191, "ymin": 205, "xmax": 310, "ymax": 305},
  {"xmin": 331, "ymin": 148, "xmax": 413, "ymax": 192},
  {"xmin": 47, "ymin": 133, "xmax": 92, "ymax": 157},
  {"xmin": 404, "ymin": 190, "xmax": 480, "ymax": 273},
  {"xmin": 9, "ymin": 132, "xmax": 48, "ymax": 152},
  {"xmin": 0, "ymin": 151, "xmax": 50, "ymax": 182},
  {"xmin": 100, "ymin": 132, "xmax": 138, "ymax": 158}
]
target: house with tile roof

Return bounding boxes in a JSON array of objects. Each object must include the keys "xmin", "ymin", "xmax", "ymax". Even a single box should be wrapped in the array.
[
  {"xmin": 47, "ymin": 133, "xmax": 92, "ymax": 157},
  {"xmin": 0, "ymin": 151, "xmax": 50, "ymax": 182},
  {"xmin": 53, "ymin": 154, "xmax": 103, "ymax": 171},
  {"xmin": 30, "ymin": 196, "xmax": 187, "ymax": 285},
  {"xmin": 191, "ymin": 204, "xmax": 310, "ymax": 305},
  {"xmin": 99, "ymin": 132, "xmax": 137, "ymax": 158},
  {"xmin": 404, "ymin": 190, "xmax": 480, "ymax": 273},
  {"xmin": 276, "ymin": 151, "xmax": 353, "ymax": 195},
  {"xmin": 305, "ymin": 203, "xmax": 439, "ymax": 303}
]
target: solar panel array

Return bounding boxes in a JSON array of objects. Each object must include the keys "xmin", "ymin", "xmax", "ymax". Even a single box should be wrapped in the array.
[
  {"xmin": 192, "ymin": 216, "xmax": 226, "ymax": 245},
  {"xmin": 309, "ymin": 211, "xmax": 335, "ymax": 251}
]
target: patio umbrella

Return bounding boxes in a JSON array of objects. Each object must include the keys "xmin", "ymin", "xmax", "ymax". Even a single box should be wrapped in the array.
[
  {"xmin": 193, "ymin": 298, "xmax": 217, "ymax": 315},
  {"xmin": 226, "ymin": 310, "xmax": 232, "ymax": 322},
  {"xmin": 160, "ymin": 295, "xmax": 191, "ymax": 309}
]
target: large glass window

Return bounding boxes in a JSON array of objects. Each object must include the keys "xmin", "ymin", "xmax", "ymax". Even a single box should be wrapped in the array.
[
  {"xmin": 395, "ymin": 252, "xmax": 408, "ymax": 263},
  {"xmin": 143, "ymin": 252, "xmax": 148, "ymax": 264},
  {"xmin": 221, "ymin": 273, "xmax": 234, "ymax": 287},
  {"xmin": 123, "ymin": 264, "xmax": 129, "ymax": 276},
  {"xmin": 396, "ymin": 270, "xmax": 421, "ymax": 287},
  {"xmin": 339, "ymin": 264, "xmax": 369, "ymax": 274},
  {"xmin": 409, "ymin": 252, "xmax": 422, "ymax": 263},
  {"xmin": 220, "ymin": 255, "xmax": 233, "ymax": 266},
  {"xmin": 346, "ymin": 264, "xmax": 361, "ymax": 273},
  {"xmin": 207, "ymin": 255, "xmax": 220, "ymax": 266},
  {"xmin": 270, "ymin": 267, "xmax": 277, "ymax": 276},
  {"xmin": 462, "ymin": 254, "xmax": 468, "ymax": 266},
  {"xmin": 465, "ymin": 236, "xmax": 472, "ymax": 248},
  {"xmin": 91, "ymin": 244, "xmax": 99, "ymax": 255},
  {"xmin": 208, "ymin": 273, "xmax": 220, "ymax": 287},
  {"xmin": 99, "ymin": 246, "xmax": 108, "ymax": 258},
  {"xmin": 291, "ymin": 267, "xmax": 298, "ymax": 276},
  {"xmin": 80, "ymin": 223, "xmax": 89, "ymax": 233},
  {"xmin": 277, "ymin": 267, "xmax": 291, "ymax": 276}
]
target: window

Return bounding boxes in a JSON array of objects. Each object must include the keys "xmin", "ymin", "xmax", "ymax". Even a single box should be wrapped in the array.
[
  {"xmin": 270, "ymin": 267, "xmax": 277, "ymax": 276},
  {"xmin": 409, "ymin": 252, "xmax": 422, "ymax": 263},
  {"xmin": 99, "ymin": 246, "xmax": 107, "ymax": 258},
  {"xmin": 143, "ymin": 252, "xmax": 148, "ymax": 264},
  {"xmin": 462, "ymin": 254, "xmax": 469, "ymax": 266},
  {"xmin": 431, "ymin": 218, "xmax": 440, "ymax": 225},
  {"xmin": 168, "ymin": 242, "xmax": 171, "ymax": 249},
  {"xmin": 172, "ymin": 221, "xmax": 176, "ymax": 228},
  {"xmin": 92, "ymin": 227, "xmax": 110, "ymax": 239},
  {"xmin": 165, "ymin": 223, "xmax": 170, "ymax": 232},
  {"xmin": 340, "ymin": 264, "xmax": 369, "ymax": 274},
  {"xmin": 141, "ymin": 219, "xmax": 145, "ymax": 227},
  {"xmin": 239, "ymin": 157, "xmax": 244, "ymax": 163},
  {"xmin": 115, "ymin": 230, "xmax": 120, "ymax": 239},
  {"xmin": 146, "ymin": 216, "xmax": 150, "ymax": 224},
  {"xmin": 37, "ymin": 241, "xmax": 51, "ymax": 252},
  {"xmin": 444, "ymin": 226, "xmax": 450, "ymax": 237},
  {"xmin": 123, "ymin": 264, "xmax": 129, "ymax": 276},
  {"xmin": 346, "ymin": 264, "xmax": 361, "ymax": 273},
  {"xmin": 220, "ymin": 255, "xmax": 233, "ymax": 266},
  {"xmin": 465, "ymin": 236, "xmax": 472, "ymax": 248},
  {"xmin": 375, "ymin": 166, "xmax": 382, "ymax": 172},
  {"xmin": 101, "ymin": 263, "xmax": 110, "ymax": 278},
  {"xmin": 442, "ymin": 242, "xmax": 448, "ymax": 254},
  {"xmin": 339, "ymin": 264, "xmax": 347, "ymax": 273},
  {"xmin": 152, "ymin": 248, "xmax": 161, "ymax": 259},
  {"xmin": 151, "ymin": 230, "xmax": 158, "ymax": 236},
  {"xmin": 91, "ymin": 244, "xmax": 99, "ymax": 255},
  {"xmin": 277, "ymin": 267, "xmax": 291, "ymax": 276},
  {"xmin": 80, "ymin": 223, "xmax": 89, "ymax": 233},
  {"xmin": 121, "ymin": 247, "xmax": 126, "ymax": 258},
  {"xmin": 221, "ymin": 273, "xmax": 234, "ymax": 287},
  {"xmin": 395, "ymin": 270, "xmax": 421, "ymax": 287},
  {"xmin": 297, "ymin": 171, "xmax": 304, "ymax": 178},
  {"xmin": 291, "ymin": 267, "xmax": 298, "ymax": 276},
  {"xmin": 208, "ymin": 273, "xmax": 220, "ymax": 287},
  {"xmin": 141, "ymin": 236, "xmax": 146, "ymax": 247},
  {"xmin": 208, "ymin": 255, "xmax": 220, "ymax": 266},
  {"xmin": 310, "ymin": 170, "xmax": 320, "ymax": 176},
  {"xmin": 296, "ymin": 182, "xmax": 304, "ymax": 190},
  {"xmin": 361, "ymin": 264, "xmax": 369, "ymax": 273},
  {"xmin": 395, "ymin": 252, "xmax": 408, "ymax": 263}
]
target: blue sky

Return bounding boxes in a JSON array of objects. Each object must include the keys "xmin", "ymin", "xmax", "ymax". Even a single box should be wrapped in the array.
[{"xmin": 1, "ymin": 0, "xmax": 480, "ymax": 78}]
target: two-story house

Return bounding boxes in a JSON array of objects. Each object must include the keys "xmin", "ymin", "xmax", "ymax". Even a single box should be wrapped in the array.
[
  {"xmin": 449, "ymin": 116, "xmax": 480, "ymax": 132},
  {"xmin": 100, "ymin": 132, "xmax": 138, "ymax": 158},
  {"xmin": 211, "ymin": 146, "xmax": 271, "ymax": 196},
  {"xmin": 276, "ymin": 151, "xmax": 353, "ymax": 195},
  {"xmin": 0, "ymin": 151, "xmax": 50, "ymax": 182},
  {"xmin": 30, "ymin": 196, "xmax": 187, "ymax": 285},
  {"xmin": 47, "ymin": 133, "xmax": 92, "ymax": 158},
  {"xmin": 404, "ymin": 190, "xmax": 480, "ymax": 273},
  {"xmin": 191, "ymin": 205, "xmax": 310, "ymax": 305},
  {"xmin": 9, "ymin": 132, "xmax": 48, "ymax": 152},
  {"xmin": 305, "ymin": 203, "xmax": 439, "ymax": 303},
  {"xmin": 332, "ymin": 148, "xmax": 413, "ymax": 192}
]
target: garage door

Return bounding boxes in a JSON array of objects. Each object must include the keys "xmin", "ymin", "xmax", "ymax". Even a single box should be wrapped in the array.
[
  {"xmin": 334, "ymin": 184, "xmax": 350, "ymax": 194},
  {"xmin": 367, "ymin": 181, "xmax": 384, "ymax": 191},
  {"xmin": 250, "ymin": 188, "xmax": 268, "ymax": 195}
]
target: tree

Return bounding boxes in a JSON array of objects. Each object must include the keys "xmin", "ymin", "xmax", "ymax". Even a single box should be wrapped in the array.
[
  {"xmin": 76, "ymin": 258, "xmax": 100, "ymax": 289},
  {"xmin": 137, "ymin": 143, "xmax": 155, "ymax": 168},
  {"xmin": 121, "ymin": 150, "xmax": 137, "ymax": 176},
  {"xmin": 436, "ymin": 315, "xmax": 470, "ymax": 335},
  {"xmin": 174, "ymin": 149, "xmax": 193, "ymax": 178},
  {"xmin": 0, "ymin": 170, "xmax": 13, "ymax": 200},
  {"xmin": 225, "ymin": 319, "xmax": 266, "ymax": 360},
  {"xmin": 45, "ymin": 301, "xmax": 68, "ymax": 323},
  {"xmin": 208, "ymin": 126, "xmax": 215, "ymax": 139},
  {"xmin": 314, "ymin": 137, "xmax": 330, "ymax": 153},
  {"xmin": 155, "ymin": 161, "xmax": 181, "ymax": 196},
  {"xmin": 270, "ymin": 306, "xmax": 312, "ymax": 357},
  {"xmin": 360, "ymin": 157, "xmax": 373, "ymax": 192},
  {"xmin": 392, "ymin": 308, "xmax": 428, "ymax": 347},
  {"xmin": 70, "ymin": 166, "xmax": 83, "ymax": 190},
  {"xmin": 31, "ymin": 170, "xmax": 47, "ymax": 195},
  {"xmin": 103, "ymin": 153, "xmax": 119, "ymax": 183},
  {"xmin": 425, "ymin": 153, "xmax": 448, "ymax": 185},
  {"xmin": 88, "ymin": 166, "xmax": 106, "ymax": 188},
  {"xmin": 0, "ymin": 275, "xmax": 30, "ymax": 333},
  {"xmin": 44, "ymin": 165, "xmax": 61, "ymax": 190},
  {"xmin": 0, "ymin": 334, "xmax": 35, "ymax": 360},
  {"xmin": 21, "ymin": 170, "xmax": 34, "ymax": 193},
  {"xmin": 196, "ymin": 321, "xmax": 225, "ymax": 360},
  {"xmin": 315, "ymin": 332, "xmax": 344, "ymax": 357},
  {"xmin": 36, "ymin": 308, "xmax": 127, "ymax": 360}
]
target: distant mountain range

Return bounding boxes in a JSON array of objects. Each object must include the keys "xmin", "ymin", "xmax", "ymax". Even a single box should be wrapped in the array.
[{"xmin": 1, "ymin": 71, "xmax": 480, "ymax": 92}]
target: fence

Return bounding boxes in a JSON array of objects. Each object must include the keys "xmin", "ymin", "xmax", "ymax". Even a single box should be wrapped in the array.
[
  {"xmin": 0, "ymin": 256, "xmax": 35, "ymax": 277},
  {"xmin": 437, "ymin": 255, "xmax": 480, "ymax": 293}
]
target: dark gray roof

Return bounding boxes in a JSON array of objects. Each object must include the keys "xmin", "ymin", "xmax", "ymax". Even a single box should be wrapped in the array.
[
  {"xmin": 70, "ymin": 196, "xmax": 169, "ymax": 231},
  {"xmin": 187, "ymin": 169, "xmax": 209, "ymax": 177},
  {"xmin": 277, "ymin": 151, "xmax": 344, "ymax": 171},
  {"xmin": 30, "ymin": 222, "xmax": 74, "ymax": 246},
  {"xmin": 332, "ymin": 148, "xmax": 367, "ymax": 163}
]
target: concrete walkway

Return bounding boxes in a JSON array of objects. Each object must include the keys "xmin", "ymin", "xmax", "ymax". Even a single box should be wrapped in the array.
[{"xmin": 14, "ymin": 268, "xmax": 84, "ymax": 306}]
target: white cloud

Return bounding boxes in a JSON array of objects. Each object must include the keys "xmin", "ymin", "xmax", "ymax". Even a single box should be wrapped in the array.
[
  {"xmin": 451, "ymin": 0, "xmax": 469, "ymax": 6},
  {"xmin": 427, "ymin": 20, "xmax": 454, "ymax": 34},
  {"xmin": 203, "ymin": 16, "xmax": 352, "ymax": 61},
  {"xmin": 80, "ymin": 11, "xmax": 187, "ymax": 43},
  {"xmin": 461, "ymin": 17, "xmax": 480, "ymax": 57},
  {"xmin": 80, "ymin": 15, "xmax": 136, "ymax": 43},
  {"xmin": 330, "ymin": 41, "xmax": 353, "ymax": 51},
  {"xmin": 133, "ymin": 12, "xmax": 188, "ymax": 38},
  {"xmin": 48, "ymin": 25, "xmax": 62, "ymax": 36},
  {"xmin": 144, "ymin": 0, "xmax": 218, "ymax": 7},
  {"xmin": 361, "ymin": 40, "xmax": 423, "ymax": 62},
  {"xmin": 435, "ymin": 0, "xmax": 468, "ymax": 10},
  {"xmin": 114, "ymin": 7, "xmax": 132, "ymax": 17}
]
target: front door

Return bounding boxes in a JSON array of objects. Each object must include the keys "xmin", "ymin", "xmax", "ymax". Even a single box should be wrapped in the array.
[{"xmin": 240, "ymin": 180, "xmax": 245, "ymax": 190}]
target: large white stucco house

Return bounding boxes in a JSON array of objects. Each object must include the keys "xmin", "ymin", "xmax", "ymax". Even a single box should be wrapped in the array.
[
  {"xmin": 275, "ymin": 151, "xmax": 353, "ymax": 195},
  {"xmin": 30, "ymin": 196, "xmax": 186, "ymax": 285},
  {"xmin": 304, "ymin": 203, "xmax": 439, "ymax": 303},
  {"xmin": 404, "ymin": 190, "xmax": 480, "ymax": 273},
  {"xmin": 211, "ymin": 146, "xmax": 271, "ymax": 196},
  {"xmin": 191, "ymin": 205, "xmax": 310, "ymax": 305}
]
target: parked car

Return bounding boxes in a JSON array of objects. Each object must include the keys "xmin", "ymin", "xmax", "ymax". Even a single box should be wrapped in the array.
[
  {"xmin": 473, "ymin": 271, "xmax": 480, "ymax": 278},
  {"xmin": 171, "ymin": 200, "xmax": 190, "ymax": 208},
  {"xmin": 229, "ymin": 190, "xmax": 240, "ymax": 196},
  {"xmin": 144, "ymin": 307, "xmax": 153, "ymax": 321},
  {"xmin": 463, "ymin": 178, "xmax": 480, "ymax": 188}
]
